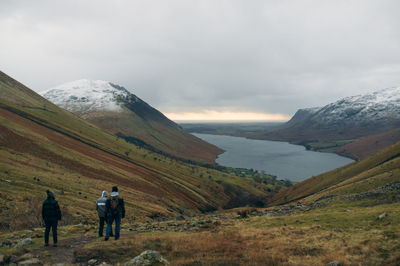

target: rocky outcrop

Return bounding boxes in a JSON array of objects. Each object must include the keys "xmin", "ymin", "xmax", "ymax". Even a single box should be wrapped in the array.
[
  {"xmin": 16, "ymin": 258, "xmax": 43, "ymax": 265},
  {"xmin": 262, "ymin": 202, "xmax": 310, "ymax": 217},
  {"xmin": 344, "ymin": 181, "xmax": 400, "ymax": 201},
  {"xmin": 332, "ymin": 228, "xmax": 344, "ymax": 233},
  {"xmin": 326, "ymin": 261, "xmax": 341, "ymax": 266},
  {"xmin": 130, "ymin": 215, "xmax": 226, "ymax": 233},
  {"xmin": 312, "ymin": 181, "xmax": 400, "ymax": 206},
  {"xmin": 258, "ymin": 181, "xmax": 400, "ymax": 219},
  {"xmin": 13, "ymin": 238, "xmax": 33, "ymax": 248},
  {"xmin": 124, "ymin": 250, "xmax": 169, "ymax": 265},
  {"xmin": 0, "ymin": 237, "xmax": 34, "ymax": 249}
]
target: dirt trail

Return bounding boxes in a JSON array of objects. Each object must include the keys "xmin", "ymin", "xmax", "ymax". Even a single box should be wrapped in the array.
[{"xmin": 29, "ymin": 235, "xmax": 96, "ymax": 265}]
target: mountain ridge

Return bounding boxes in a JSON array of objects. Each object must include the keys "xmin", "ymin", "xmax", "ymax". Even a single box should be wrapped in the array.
[
  {"xmin": 308, "ymin": 87, "xmax": 400, "ymax": 128},
  {"xmin": 283, "ymin": 107, "xmax": 320, "ymax": 128},
  {"xmin": 41, "ymin": 79, "xmax": 222, "ymax": 164},
  {"xmin": 249, "ymin": 87, "xmax": 400, "ymax": 159}
]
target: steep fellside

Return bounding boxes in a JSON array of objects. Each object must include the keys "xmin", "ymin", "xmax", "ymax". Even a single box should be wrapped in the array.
[
  {"xmin": 281, "ymin": 107, "xmax": 320, "ymax": 128},
  {"xmin": 268, "ymin": 141, "xmax": 400, "ymax": 206},
  {"xmin": 41, "ymin": 80, "xmax": 222, "ymax": 164},
  {"xmin": 0, "ymin": 71, "xmax": 274, "ymax": 231},
  {"xmin": 336, "ymin": 128, "xmax": 400, "ymax": 160}
]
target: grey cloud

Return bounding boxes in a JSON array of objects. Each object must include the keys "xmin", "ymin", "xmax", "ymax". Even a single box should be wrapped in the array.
[{"xmin": 1, "ymin": 0, "xmax": 400, "ymax": 116}]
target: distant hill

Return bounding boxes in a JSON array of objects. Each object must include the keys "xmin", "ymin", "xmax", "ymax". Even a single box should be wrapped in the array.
[
  {"xmin": 258, "ymin": 87, "xmax": 400, "ymax": 141},
  {"xmin": 41, "ymin": 80, "xmax": 222, "ymax": 164},
  {"xmin": 336, "ymin": 128, "xmax": 400, "ymax": 160},
  {"xmin": 0, "ymin": 71, "xmax": 282, "ymax": 231},
  {"xmin": 282, "ymin": 107, "xmax": 321, "ymax": 128},
  {"xmin": 251, "ymin": 87, "xmax": 400, "ymax": 158}
]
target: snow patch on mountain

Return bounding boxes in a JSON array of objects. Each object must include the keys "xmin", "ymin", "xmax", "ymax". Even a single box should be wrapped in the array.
[
  {"xmin": 41, "ymin": 79, "xmax": 134, "ymax": 113},
  {"xmin": 312, "ymin": 87, "xmax": 400, "ymax": 124}
]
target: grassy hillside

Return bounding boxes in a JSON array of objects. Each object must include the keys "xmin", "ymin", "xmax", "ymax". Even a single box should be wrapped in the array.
[
  {"xmin": 87, "ymin": 108, "xmax": 223, "ymax": 165},
  {"xmin": 0, "ymin": 71, "xmax": 285, "ymax": 231},
  {"xmin": 268, "ymin": 140, "xmax": 400, "ymax": 206},
  {"xmin": 336, "ymin": 128, "xmax": 400, "ymax": 160}
]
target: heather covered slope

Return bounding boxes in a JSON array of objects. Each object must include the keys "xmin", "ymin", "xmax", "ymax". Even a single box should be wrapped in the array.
[
  {"xmin": 41, "ymin": 80, "xmax": 222, "ymax": 164},
  {"xmin": 336, "ymin": 128, "xmax": 400, "ymax": 160},
  {"xmin": 0, "ymin": 71, "xmax": 279, "ymax": 230},
  {"xmin": 87, "ymin": 108, "xmax": 222, "ymax": 164},
  {"xmin": 268, "ymin": 140, "xmax": 400, "ymax": 206}
]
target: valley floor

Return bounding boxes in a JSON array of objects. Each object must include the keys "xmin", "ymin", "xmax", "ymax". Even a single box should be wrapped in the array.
[{"xmin": 1, "ymin": 199, "xmax": 399, "ymax": 265}]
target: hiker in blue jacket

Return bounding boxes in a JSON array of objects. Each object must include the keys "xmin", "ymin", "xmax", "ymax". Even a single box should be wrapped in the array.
[
  {"xmin": 105, "ymin": 186, "xmax": 125, "ymax": 241},
  {"xmin": 42, "ymin": 190, "xmax": 61, "ymax": 247}
]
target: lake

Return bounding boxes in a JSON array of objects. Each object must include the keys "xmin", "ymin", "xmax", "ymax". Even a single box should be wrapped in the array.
[{"xmin": 193, "ymin": 133, "xmax": 354, "ymax": 182}]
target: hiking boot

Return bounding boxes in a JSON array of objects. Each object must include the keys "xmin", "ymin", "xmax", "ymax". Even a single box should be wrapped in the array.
[
  {"xmin": 53, "ymin": 244, "xmax": 57, "ymax": 247},
  {"xmin": 104, "ymin": 237, "xmax": 109, "ymax": 241},
  {"xmin": 44, "ymin": 243, "xmax": 49, "ymax": 247}
]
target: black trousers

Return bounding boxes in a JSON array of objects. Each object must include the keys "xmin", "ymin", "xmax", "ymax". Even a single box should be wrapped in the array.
[
  {"xmin": 44, "ymin": 220, "xmax": 58, "ymax": 244},
  {"xmin": 99, "ymin": 216, "xmax": 113, "ymax": 236},
  {"xmin": 99, "ymin": 217, "xmax": 105, "ymax": 236}
]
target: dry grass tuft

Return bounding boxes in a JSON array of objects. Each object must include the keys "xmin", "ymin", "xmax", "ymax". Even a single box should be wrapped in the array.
[{"xmin": 74, "ymin": 201, "xmax": 400, "ymax": 265}]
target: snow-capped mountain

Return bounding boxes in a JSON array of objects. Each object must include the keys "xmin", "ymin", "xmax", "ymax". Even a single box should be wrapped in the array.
[
  {"xmin": 256, "ymin": 87, "xmax": 400, "ymax": 143},
  {"xmin": 41, "ymin": 79, "xmax": 222, "ymax": 164},
  {"xmin": 41, "ymin": 79, "xmax": 139, "ymax": 115},
  {"xmin": 311, "ymin": 87, "xmax": 400, "ymax": 124}
]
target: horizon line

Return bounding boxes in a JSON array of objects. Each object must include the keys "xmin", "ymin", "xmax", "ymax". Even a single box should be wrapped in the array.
[{"xmin": 164, "ymin": 110, "xmax": 291, "ymax": 123}]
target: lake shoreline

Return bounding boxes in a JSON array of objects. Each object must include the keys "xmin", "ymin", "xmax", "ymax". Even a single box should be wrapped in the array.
[
  {"xmin": 193, "ymin": 131, "xmax": 354, "ymax": 159},
  {"xmin": 193, "ymin": 133, "xmax": 354, "ymax": 182},
  {"xmin": 192, "ymin": 130, "xmax": 358, "ymax": 161}
]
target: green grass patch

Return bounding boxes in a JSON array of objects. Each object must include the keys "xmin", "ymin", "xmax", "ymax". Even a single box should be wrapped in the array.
[
  {"xmin": 308, "ymin": 140, "xmax": 354, "ymax": 153},
  {"xmin": 247, "ymin": 201, "xmax": 400, "ymax": 233}
]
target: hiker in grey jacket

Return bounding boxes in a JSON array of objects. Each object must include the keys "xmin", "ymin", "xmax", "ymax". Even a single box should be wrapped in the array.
[{"xmin": 96, "ymin": 190, "xmax": 109, "ymax": 237}]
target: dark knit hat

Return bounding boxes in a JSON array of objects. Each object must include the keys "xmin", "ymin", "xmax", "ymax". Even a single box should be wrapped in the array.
[
  {"xmin": 112, "ymin": 186, "xmax": 118, "ymax": 192},
  {"xmin": 46, "ymin": 190, "xmax": 55, "ymax": 198}
]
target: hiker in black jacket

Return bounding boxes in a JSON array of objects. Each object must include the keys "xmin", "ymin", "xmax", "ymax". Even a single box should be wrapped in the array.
[
  {"xmin": 105, "ymin": 186, "xmax": 125, "ymax": 241},
  {"xmin": 42, "ymin": 190, "xmax": 62, "ymax": 247}
]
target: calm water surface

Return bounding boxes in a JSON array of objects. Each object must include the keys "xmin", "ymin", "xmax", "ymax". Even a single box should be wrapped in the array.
[{"xmin": 193, "ymin": 133, "xmax": 354, "ymax": 182}]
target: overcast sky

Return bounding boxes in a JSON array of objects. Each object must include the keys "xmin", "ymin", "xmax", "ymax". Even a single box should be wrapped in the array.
[{"xmin": 1, "ymin": 0, "xmax": 400, "ymax": 121}]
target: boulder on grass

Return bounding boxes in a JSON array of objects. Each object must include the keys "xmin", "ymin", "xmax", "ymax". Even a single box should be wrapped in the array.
[
  {"xmin": 377, "ymin": 212, "xmax": 387, "ymax": 220},
  {"xmin": 326, "ymin": 261, "xmax": 340, "ymax": 266},
  {"xmin": 17, "ymin": 258, "xmax": 43, "ymax": 265},
  {"xmin": 14, "ymin": 238, "xmax": 33, "ymax": 248},
  {"xmin": 124, "ymin": 250, "xmax": 169, "ymax": 266}
]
